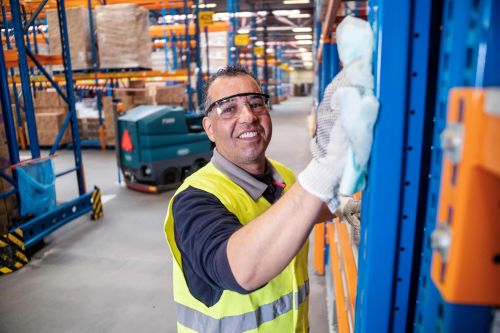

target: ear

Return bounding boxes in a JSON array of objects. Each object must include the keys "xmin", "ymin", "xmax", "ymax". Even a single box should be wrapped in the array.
[{"xmin": 202, "ymin": 116, "xmax": 216, "ymax": 142}]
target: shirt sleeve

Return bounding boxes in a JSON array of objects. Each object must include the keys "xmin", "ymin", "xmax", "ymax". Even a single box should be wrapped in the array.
[{"xmin": 172, "ymin": 186, "xmax": 252, "ymax": 305}]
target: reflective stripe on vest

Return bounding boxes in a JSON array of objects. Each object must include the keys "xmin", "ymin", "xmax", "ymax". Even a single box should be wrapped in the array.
[{"xmin": 176, "ymin": 280, "xmax": 309, "ymax": 333}]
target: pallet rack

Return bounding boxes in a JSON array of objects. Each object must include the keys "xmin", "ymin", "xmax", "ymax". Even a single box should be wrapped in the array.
[
  {"xmin": 0, "ymin": 0, "xmax": 102, "ymax": 274},
  {"xmin": 312, "ymin": 0, "xmax": 499, "ymax": 331}
]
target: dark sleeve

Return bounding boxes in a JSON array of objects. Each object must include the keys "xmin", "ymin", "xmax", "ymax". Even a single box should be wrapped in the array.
[{"xmin": 172, "ymin": 186, "xmax": 251, "ymax": 306}]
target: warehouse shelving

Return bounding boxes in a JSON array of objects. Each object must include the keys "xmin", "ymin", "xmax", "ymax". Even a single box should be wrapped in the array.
[
  {"xmin": 0, "ymin": 0, "xmax": 102, "ymax": 274},
  {"xmin": 312, "ymin": 0, "xmax": 499, "ymax": 331},
  {"xmin": 412, "ymin": 0, "xmax": 499, "ymax": 331}
]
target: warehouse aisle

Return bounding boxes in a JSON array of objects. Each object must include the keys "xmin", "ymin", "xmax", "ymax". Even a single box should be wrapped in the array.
[{"xmin": 0, "ymin": 96, "xmax": 328, "ymax": 333}]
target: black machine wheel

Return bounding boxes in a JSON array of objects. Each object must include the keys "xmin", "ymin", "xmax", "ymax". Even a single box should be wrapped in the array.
[{"xmin": 161, "ymin": 167, "xmax": 181, "ymax": 185}]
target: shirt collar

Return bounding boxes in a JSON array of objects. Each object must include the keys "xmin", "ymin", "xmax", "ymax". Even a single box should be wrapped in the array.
[{"xmin": 211, "ymin": 148, "xmax": 285, "ymax": 201}]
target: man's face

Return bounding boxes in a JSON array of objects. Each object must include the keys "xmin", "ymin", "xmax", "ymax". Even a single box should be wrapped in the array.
[{"xmin": 202, "ymin": 75, "xmax": 272, "ymax": 173}]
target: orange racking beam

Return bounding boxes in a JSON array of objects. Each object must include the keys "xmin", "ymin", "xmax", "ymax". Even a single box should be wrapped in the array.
[
  {"xmin": 327, "ymin": 222, "xmax": 351, "ymax": 333},
  {"xmin": 3, "ymin": 49, "xmax": 62, "ymax": 68},
  {"xmin": 336, "ymin": 222, "xmax": 358, "ymax": 316},
  {"xmin": 313, "ymin": 222, "xmax": 326, "ymax": 275},
  {"xmin": 149, "ymin": 21, "xmax": 229, "ymax": 38}
]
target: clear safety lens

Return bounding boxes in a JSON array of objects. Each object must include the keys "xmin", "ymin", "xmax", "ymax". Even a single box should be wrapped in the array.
[{"xmin": 212, "ymin": 94, "xmax": 269, "ymax": 119}]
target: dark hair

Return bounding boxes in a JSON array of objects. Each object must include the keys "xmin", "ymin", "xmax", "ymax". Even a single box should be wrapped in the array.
[{"xmin": 202, "ymin": 65, "xmax": 260, "ymax": 114}]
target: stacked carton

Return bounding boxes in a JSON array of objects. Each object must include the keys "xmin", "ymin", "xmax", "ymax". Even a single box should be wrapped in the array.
[
  {"xmin": 155, "ymin": 85, "xmax": 197, "ymax": 110},
  {"xmin": 200, "ymin": 32, "xmax": 228, "ymax": 72},
  {"xmin": 102, "ymin": 96, "xmax": 117, "ymax": 146},
  {"xmin": 127, "ymin": 81, "xmax": 154, "ymax": 105},
  {"xmin": 78, "ymin": 117, "xmax": 101, "ymax": 141},
  {"xmin": 35, "ymin": 113, "xmax": 72, "ymax": 146},
  {"xmin": 95, "ymin": 4, "xmax": 152, "ymax": 69},
  {"xmin": 32, "ymin": 90, "xmax": 71, "ymax": 146},
  {"xmin": 46, "ymin": 7, "xmax": 94, "ymax": 71}
]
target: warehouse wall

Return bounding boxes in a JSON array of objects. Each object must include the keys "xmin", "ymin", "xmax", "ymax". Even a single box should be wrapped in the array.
[{"xmin": 289, "ymin": 70, "xmax": 314, "ymax": 84}]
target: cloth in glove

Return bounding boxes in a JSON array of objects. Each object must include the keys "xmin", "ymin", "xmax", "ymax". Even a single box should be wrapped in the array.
[
  {"xmin": 309, "ymin": 70, "xmax": 364, "ymax": 211},
  {"xmin": 333, "ymin": 16, "xmax": 379, "ymax": 195},
  {"xmin": 298, "ymin": 120, "xmax": 349, "ymax": 212},
  {"xmin": 335, "ymin": 88, "xmax": 379, "ymax": 194}
]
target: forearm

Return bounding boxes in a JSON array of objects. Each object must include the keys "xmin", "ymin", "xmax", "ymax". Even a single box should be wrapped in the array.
[
  {"xmin": 317, "ymin": 203, "xmax": 336, "ymax": 223},
  {"xmin": 227, "ymin": 182, "xmax": 323, "ymax": 290}
]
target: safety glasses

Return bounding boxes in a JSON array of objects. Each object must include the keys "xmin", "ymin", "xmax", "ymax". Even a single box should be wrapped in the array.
[{"xmin": 205, "ymin": 92, "xmax": 270, "ymax": 120}]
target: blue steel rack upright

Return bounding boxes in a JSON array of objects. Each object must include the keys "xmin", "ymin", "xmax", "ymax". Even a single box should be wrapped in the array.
[
  {"xmin": 413, "ymin": 0, "xmax": 499, "ymax": 331},
  {"xmin": 355, "ymin": 0, "xmax": 437, "ymax": 331},
  {"xmin": 0, "ymin": 0, "xmax": 102, "ymax": 270},
  {"xmin": 343, "ymin": 0, "xmax": 498, "ymax": 331}
]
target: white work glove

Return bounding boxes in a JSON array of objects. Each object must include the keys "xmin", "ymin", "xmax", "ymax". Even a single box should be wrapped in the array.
[
  {"xmin": 298, "ymin": 120, "xmax": 349, "ymax": 212},
  {"xmin": 305, "ymin": 70, "xmax": 353, "ymax": 212}
]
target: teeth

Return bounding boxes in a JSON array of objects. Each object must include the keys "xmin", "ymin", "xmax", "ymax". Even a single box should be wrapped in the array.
[{"xmin": 239, "ymin": 131, "xmax": 258, "ymax": 138}]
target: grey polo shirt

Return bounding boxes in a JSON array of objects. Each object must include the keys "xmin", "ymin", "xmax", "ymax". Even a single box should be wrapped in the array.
[
  {"xmin": 171, "ymin": 148, "xmax": 287, "ymax": 307},
  {"xmin": 211, "ymin": 148, "xmax": 286, "ymax": 201}
]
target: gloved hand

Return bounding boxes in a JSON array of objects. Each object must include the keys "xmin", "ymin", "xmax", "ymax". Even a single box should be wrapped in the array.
[
  {"xmin": 305, "ymin": 70, "xmax": 353, "ymax": 212},
  {"xmin": 336, "ymin": 196, "xmax": 361, "ymax": 246},
  {"xmin": 298, "ymin": 120, "xmax": 349, "ymax": 211},
  {"xmin": 310, "ymin": 70, "xmax": 351, "ymax": 160}
]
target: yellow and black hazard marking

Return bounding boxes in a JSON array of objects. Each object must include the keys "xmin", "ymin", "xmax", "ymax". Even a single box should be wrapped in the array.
[
  {"xmin": 0, "ymin": 229, "xmax": 29, "ymax": 275},
  {"xmin": 91, "ymin": 186, "xmax": 103, "ymax": 221}
]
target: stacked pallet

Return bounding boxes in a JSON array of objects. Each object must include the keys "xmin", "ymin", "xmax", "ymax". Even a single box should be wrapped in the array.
[
  {"xmin": 101, "ymin": 96, "xmax": 116, "ymax": 146},
  {"xmin": 32, "ymin": 91, "xmax": 72, "ymax": 146},
  {"xmin": 78, "ymin": 117, "xmax": 101, "ymax": 141},
  {"xmin": 46, "ymin": 7, "xmax": 94, "ymax": 71},
  {"xmin": 155, "ymin": 85, "xmax": 197, "ymax": 110},
  {"xmin": 95, "ymin": 4, "xmax": 152, "ymax": 69}
]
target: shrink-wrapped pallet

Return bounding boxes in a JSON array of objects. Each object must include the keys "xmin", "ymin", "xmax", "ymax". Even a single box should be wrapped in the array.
[
  {"xmin": 46, "ymin": 7, "xmax": 94, "ymax": 70},
  {"xmin": 95, "ymin": 4, "xmax": 152, "ymax": 69}
]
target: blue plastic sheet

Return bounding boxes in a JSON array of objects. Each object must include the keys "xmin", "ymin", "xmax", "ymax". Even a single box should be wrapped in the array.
[{"xmin": 16, "ymin": 159, "xmax": 56, "ymax": 216}]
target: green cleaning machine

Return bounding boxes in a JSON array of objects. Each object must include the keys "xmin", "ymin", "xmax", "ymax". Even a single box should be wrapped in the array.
[{"xmin": 118, "ymin": 105, "xmax": 213, "ymax": 193}]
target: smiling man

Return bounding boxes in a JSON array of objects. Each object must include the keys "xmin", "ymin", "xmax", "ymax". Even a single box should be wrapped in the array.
[{"xmin": 164, "ymin": 65, "xmax": 350, "ymax": 332}]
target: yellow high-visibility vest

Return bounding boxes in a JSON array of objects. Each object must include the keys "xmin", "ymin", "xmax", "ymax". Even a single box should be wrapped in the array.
[{"xmin": 164, "ymin": 160, "xmax": 309, "ymax": 332}]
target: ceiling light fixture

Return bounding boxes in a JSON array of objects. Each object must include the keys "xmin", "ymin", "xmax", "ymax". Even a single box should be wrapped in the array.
[
  {"xmin": 297, "ymin": 40, "xmax": 313, "ymax": 45},
  {"xmin": 288, "ymin": 13, "xmax": 311, "ymax": 19},
  {"xmin": 283, "ymin": 0, "xmax": 310, "ymax": 4},
  {"xmin": 295, "ymin": 34, "xmax": 312, "ymax": 40},
  {"xmin": 272, "ymin": 10, "xmax": 300, "ymax": 16},
  {"xmin": 292, "ymin": 27, "xmax": 312, "ymax": 33},
  {"xmin": 192, "ymin": 3, "xmax": 216, "ymax": 9}
]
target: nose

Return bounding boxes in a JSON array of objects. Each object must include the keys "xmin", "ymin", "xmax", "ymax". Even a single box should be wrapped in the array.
[{"xmin": 238, "ymin": 103, "xmax": 258, "ymax": 122}]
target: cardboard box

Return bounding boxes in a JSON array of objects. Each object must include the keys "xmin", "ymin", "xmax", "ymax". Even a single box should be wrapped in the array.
[
  {"xmin": 33, "ymin": 90, "xmax": 66, "ymax": 109},
  {"xmin": 35, "ymin": 113, "xmax": 72, "ymax": 146},
  {"xmin": 95, "ymin": 4, "xmax": 152, "ymax": 69},
  {"xmin": 46, "ymin": 7, "xmax": 94, "ymax": 70},
  {"xmin": 78, "ymin": 117, "xmax": 100, "ymax": 140}
]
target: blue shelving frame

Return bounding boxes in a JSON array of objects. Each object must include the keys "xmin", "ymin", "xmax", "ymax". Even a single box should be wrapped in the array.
[
  {"xmin": 413, "ymin": 0, "xmax": 499, "ymax": 332},
  {"xmin": 0, "ymin": 0, "xmax": 101, "ymax": 256},
  {"xmin": 352, "ymin": 0, "xmax": 499, "ymax": 331}
]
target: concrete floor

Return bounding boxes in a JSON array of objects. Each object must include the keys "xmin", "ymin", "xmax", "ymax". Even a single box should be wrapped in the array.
[{"xmin": 0, "ymin": 96, "xmax": 329, "ymax": 332}]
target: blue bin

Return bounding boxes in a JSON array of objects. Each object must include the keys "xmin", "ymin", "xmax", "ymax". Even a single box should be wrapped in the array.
[{"xmin": 16, "ymin": 159, "xmax": 56, "ymax": 216}]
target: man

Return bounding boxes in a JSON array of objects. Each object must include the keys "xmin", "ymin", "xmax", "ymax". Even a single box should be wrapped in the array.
[{"xmin": 164, "ymin": 65, "xmax": 349, "ymax": 332}]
